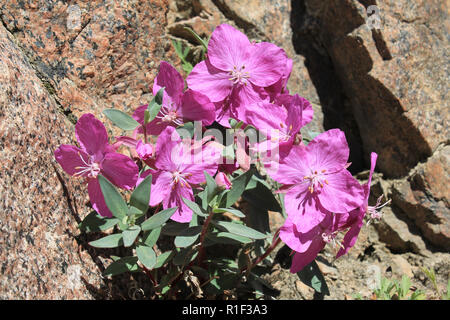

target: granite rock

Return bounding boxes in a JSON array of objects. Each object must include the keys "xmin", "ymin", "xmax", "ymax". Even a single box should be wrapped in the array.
[
  {"xmin": 0, "ymin": 23, "xmax": 103, "ymax": 299},
  {"xmin": 0, "ymin": 0, "xmax": 181, "ymax": 128},
  {"xmin": 299, "ymin": 0, "xmax": 449, "ymax": 178}
]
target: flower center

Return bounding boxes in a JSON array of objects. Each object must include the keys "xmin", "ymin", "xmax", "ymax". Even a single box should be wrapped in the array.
[
  {"xmin": 366, "ymin": 195, "xmax": 391, "ymax": 225},
  {"xmin": 303, "ymin": 169, "xmax": 328, "ymax": 193},
  {"xmin": 229, "ymin": 65, "xmax": 250, "ymax": 85},
  {"xmin": 156, "ymin": 104, "xmax": 184, "ymax": 126},
  {"xmin": 75, "ymin": 152, "xmax": 101, "ymax": 178},
  {"xmin": 321, "ymin": 230, "xmax": 344, "ymax": 250},
  {"xmin": 171, "ymin": 171, "xmax": 191, "ymax": 189}
]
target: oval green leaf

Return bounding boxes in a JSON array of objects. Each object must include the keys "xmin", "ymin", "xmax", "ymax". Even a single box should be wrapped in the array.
[
  {"xmin": 136, "ymin": 245, "xmax": 157, "ymax": 269},
  {"xmin": 212, "ymin": 220, "xmax": 267, "ymax": 240},
  {"xmin": 98, "ymin": 175, "xmax": 128, "ymax": 220},
  {"xmin": 140, "ymin": 207, "xmax": 178, "ymax": 231},
  {"xmin": 103, "ymin": 109, "xmax": 140, "ymax": 130},
  {"xmin": 89, "ymin": 233, "xmax": 123, "ymax": 248}
]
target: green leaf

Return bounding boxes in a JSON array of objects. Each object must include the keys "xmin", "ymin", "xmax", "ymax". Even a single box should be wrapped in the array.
[
  {"xmin": 103, "ymin": 256, "xmax": 139, "ymax": 277},
  {"xmin": 136, "ymin": 245, "xmax": 157, "ymax": 269},
  {"xmin": 122, "ymin": 225, "xmax": 141, "ymax": 247},
  {"xmin": 78, "ymin": 211, "xmax": 118, "ymax": 233},
  {"xmin": 226, "ymin": 169, "xmax": 254, "ymax": 207},
  {"xmin": 98, "ymin": 175, "xmax": 128, "ymax": 220},
  {"xmin": 130, "ymin": 174, "xmax": 152, "ymax": 214},
  {"xmin": 400, "ymin": 275, "xmax": 411, "ymax": 298},
  {"xmin": 128, "ymin": 206, "xmax": 142, "ymax": 216},
  {"xmin": 174, "ymin": 226, "xmax": 202, "ymax": 248},
  {"xmin": 103, "ymin": 109, "xmax": 140, "ymax": 130},
  {"xmin": 213, "ymin": 207, "xmax": 245, "ymax": 218},
  {"xmin": 204, "ymin": 171, "xmax": 218, "ymax": 203},
  {"xmin": 143, "ymin": 227, "xmax": 161, "ymax": 247},
  {"xmin": 211, "ymin": 221, "xmax": 268, "ymax": 240},
  {"xmin": 207, "ymin": 232, "xmax": 252, "ymax": 245},
  {"xmin": 89, "ymin": 233, "xmax": 123, "ymax": 248},
  {"xmin": 154, "ymin": 251, "xmax": 175, "ymax": 269},
  {"xmin": 147, "ymin": 87, "xmax": 165, "ymax": 122},
  {"xmin": 182, "ymin": 197, "xmax": 208, "ymax": 217},
  {"xmin": 183, "ymin": 26, "xmax": 208, "ymax": 51},
  {"xmin": 296, "ymin": 260, "xmax": 330, "ymax": 295},
  {"xmin": 141, "ymin": 207, "xmax": 178, "ymax": 231}
]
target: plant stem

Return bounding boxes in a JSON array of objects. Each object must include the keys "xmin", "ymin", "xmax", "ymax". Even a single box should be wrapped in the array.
[
  {"xmin": 241, "ymin": 230, "xmax": 282, "ymax": 275},
  {"xmin": 143, "ymin": 125, "xmax": 148, "ymax": 144},
  {"xmin": 196, "ymin": 210, "xmax": 214, "ymax": 266}
]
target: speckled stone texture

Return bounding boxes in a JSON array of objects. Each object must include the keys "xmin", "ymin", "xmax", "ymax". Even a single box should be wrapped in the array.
[
  {"xmin": 0, "ymin": 23, "xmax": 103, "ymax": 299},
  {"xmin": 0, "ymin": 0, "xmax": 180, "ymax": 127}
]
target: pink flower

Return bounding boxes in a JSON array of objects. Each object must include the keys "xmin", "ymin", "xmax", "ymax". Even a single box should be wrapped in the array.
[
  {"xmin": 54, "ymin": 114, "xmax": 139, "ymax": 217},
  {"xmin": 269, "ymin": 129, "xmax": 365, "ymax": 226},
  {"xmin": 140, "ymin": 127, "xmax": 220, "ymax": 222},
  {"xmin": 136, "ymin": 140, "xmax": 155, "ymax": 167},
  {"xmin": 244, "ymin": 94, "xmax": 313, "ymax": 158},
  {"xmin": 280, "ymin": 212, "xmax": 348, "ymax": 273},
  {"xmin": 186, "ymin": 24, "xmax": 287, "ymax": 126},
  {"xmin": 215, "ymin": 172, "xmax": 232, "ymax": 190},
  {"xmin": 133, "ymin": 61, "xmax": 215, "ymax": 135},
  {"xmin": 280, "ymin": 153, "xmax": 379, "ymax": 272}
]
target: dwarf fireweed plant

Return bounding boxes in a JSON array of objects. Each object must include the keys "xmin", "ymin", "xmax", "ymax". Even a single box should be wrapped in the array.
[{"xmin": 55, "ymin": 24, "xmax": 390, "ymax": 299}]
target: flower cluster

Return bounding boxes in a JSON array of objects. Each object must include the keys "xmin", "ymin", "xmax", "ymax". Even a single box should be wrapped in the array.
[{"xmin": 54, "ymin": 23, "xmax": 387, "ymax": 276}]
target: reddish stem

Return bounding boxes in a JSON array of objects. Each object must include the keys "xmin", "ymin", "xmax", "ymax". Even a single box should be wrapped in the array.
[
  {"xmin": 241, "ymin": 229, "xmax": 282, "ymax": 274},
  {"xmin": 196, "ymin": 210, "xmax": 214, "ymax": 267}
]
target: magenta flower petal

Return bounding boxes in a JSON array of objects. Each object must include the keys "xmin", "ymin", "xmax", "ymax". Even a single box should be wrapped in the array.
[
  {"xmin": 280, "ymin": 216, "xmax": 319, "ymax": 253},
  {"xmin": 244, "ymin": 102, "xmax": 288, "ymax": 135},
  {"xmin": 101, "ymin": 152, "xmax": 139, "ymax": 190},
  {"xmin": 155, "ymin": 127, "xmax": 181, "ymax": 172},
  {"xmin": 88, "ymin": 178, "xmax": 113, "ymax": 218},
  {"xmin": 318, "ymin": 169, "xmax": 364, "ymax": 213},
  {"xmin": 153, "ymin": 61, "xmax": 184, "ymax": 107},
  {"xmin": 182, "ymin": 144, "xmax": 221, "ymax": 185},
  {"xmin": 164, "ymin": 183, "xmax": 195, "ymax": 223},
  {"xmin": 54, "ymin": 144, "xmax": 90, "ymax": 176},
  {"xmin": 179, "ymin": 89, "xmax": 216, "ymax": 126},
  {"xmin": 149, "ymin": 170, "xmax": 173, "ymax": 206},
  {"xmin": 187, "ymin": 60, "xmax": 232, "ymax": 103},
  {"xmin": 246, "ymin": 42, "xmax": 286, "ymax": 87},
  {"xmin": 307, "ymin": 129, "xmax": 350, "ymax": 172},
  {"xmin": 269, "ymin": 146, "xmax": 310, "ymax": 185},
  {"xmin": 207, "ymin": 23, "xmax": 251, "ymax": 71},
  {"xmin": 290, "ymin": 240, "xmax": 325, "ymax": 273},
  {"xmin": 75, "ymin": 113, "xmax": 109, "ymax": 159}
]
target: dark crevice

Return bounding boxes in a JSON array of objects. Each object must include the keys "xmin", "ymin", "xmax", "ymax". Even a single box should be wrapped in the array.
[
  {"xmin": 372, "ymin": 29, "xmax": 392, "ymax": 60},
  {"xmin": 290, "ymin": 0, "xmax": 365, "ymax": 173},
  {"xmin": 210, "ymin": 0, "xmax": 264, "ymax": 39}
]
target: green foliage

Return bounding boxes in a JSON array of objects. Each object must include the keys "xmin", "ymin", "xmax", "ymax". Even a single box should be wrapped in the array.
[
  {"xmin": 146, "ymin": 87, "xmax": 165, "ymax": 124},
  {"xmin": 297, "ymin": 260, "xmax": 330, "ymax": 295},
  {"xmin": 130, "ymin": 174, "xmax": 152, "ymax": 213},
  {"xmin": 103, "ymin": 109, "xmax": 140, "ymax": 131},
  {"xmin": 171, "ymin": 39, "xmax": 194, "ymax": 74},
  {"xmin": 171, "ymin": 27, "xmax": 209, "ymax": 74},
  {"xmin": 98, "ymin": 175, "xmax": 128, "ymax": 220},
  {"xmin": 77, "ymin": 145, "xmax": 327, "ymax": 299},
  {"xmin": 373, "ymin": 275, "xmax": 426, "ymax": 300}
]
